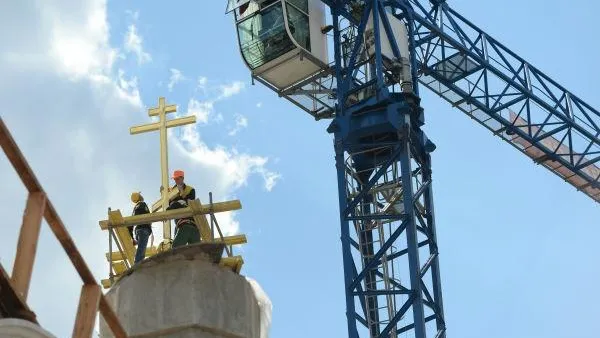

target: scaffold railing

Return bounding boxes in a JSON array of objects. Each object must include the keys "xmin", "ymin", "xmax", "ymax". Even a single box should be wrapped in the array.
[
  {"xmin": 0, "ymin": 117, "xmax": 128, "ymax": 338},
  {"xmin": 99, "ymin": 192, "xmax": 248, "ymax": 289}
]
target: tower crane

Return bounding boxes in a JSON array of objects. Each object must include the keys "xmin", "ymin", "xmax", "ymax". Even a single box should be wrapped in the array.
[{"xmin": 225, "ymin": 0, "xmax": 600, "ymax": 337}]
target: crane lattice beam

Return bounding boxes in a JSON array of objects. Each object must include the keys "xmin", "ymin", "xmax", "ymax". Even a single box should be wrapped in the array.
[
  {"xmin": 318, "ymin": 0, "xmax": 600, "ymax": 201},
  {"xmin": 407, "ymin": 0, "xmax": 600, "ymax": 201},
  {"xmin": 282, "ymin": 0, "xmax": 600, "ymax": 202}
]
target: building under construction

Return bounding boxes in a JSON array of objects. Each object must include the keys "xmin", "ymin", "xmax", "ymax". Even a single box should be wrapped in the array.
[{"xmin": 0, "ymin": 100, "xmax": 273, "ymax": 338}]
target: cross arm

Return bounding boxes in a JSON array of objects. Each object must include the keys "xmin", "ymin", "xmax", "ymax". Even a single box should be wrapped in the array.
[
  {"xmin": 148, "ymin": 104, "xmax": 177, "ymax": 117},
  {"xmin": 129, "ymin": 115, "xmax": 197, "ymax": 135}
]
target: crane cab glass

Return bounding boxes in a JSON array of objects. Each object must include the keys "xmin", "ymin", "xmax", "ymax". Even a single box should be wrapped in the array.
[{"xmin": 232, "ymin": 0, "xmax": 328, "ymax": 90}]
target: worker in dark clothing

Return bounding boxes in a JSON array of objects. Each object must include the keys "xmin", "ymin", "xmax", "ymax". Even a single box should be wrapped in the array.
[
  {"xmin": 167, "ymin": 199, "xmax": 200, "ymax": 248},
  {"xmin": 129, "ymin": 192, "xmax": 153, "ymax": 263},
  {"xmin": 169, "ymin": 169, "xmax": 195, "ymax": 237},
  {"xmin": 168, "ymin": 170, "xmax": 200, "ymax": 248},
  {"xmin": 169, "ymin": 169, "xmax": 196, "ymax": 205}
]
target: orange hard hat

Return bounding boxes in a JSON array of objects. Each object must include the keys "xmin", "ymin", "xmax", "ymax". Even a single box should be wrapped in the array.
[{"xmin": 172, "ymin": 170, "xmax": 184, "ymax": 179}]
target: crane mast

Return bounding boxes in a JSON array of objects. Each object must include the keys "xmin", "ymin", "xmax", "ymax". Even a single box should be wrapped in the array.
[
  {"xmin": 227, "ymin": 0, "xmax": 600, "ymax": 337},
  {"xmin": 326, "ymin": 1, "xmax": 444, "ymax": 337}
]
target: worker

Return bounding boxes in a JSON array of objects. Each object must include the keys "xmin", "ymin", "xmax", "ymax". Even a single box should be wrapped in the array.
[
  {"xmin": 167, "ymin": 198, "xmax": 200, "ymax": 248},
  {"xmin": 166, "ymin": 170, "xmax": 200, "ymax": 248},
  {"xmin": 129, "ymin": 192, "xmax": 153, "ymax": 263},
  {"xmin": 169, "ymin": 169, "xmax": 196, "ymax": 205}
]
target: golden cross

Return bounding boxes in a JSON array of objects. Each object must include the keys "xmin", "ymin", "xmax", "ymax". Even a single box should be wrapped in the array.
[{"xmin": 129, "ymin": 97, "xmax": 196, "ymax": 242}]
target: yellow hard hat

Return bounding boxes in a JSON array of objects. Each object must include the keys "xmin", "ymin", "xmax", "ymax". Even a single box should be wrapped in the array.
[{"xmin": 131, "ymin": 192, "xmax": 142, "ymax": 203}]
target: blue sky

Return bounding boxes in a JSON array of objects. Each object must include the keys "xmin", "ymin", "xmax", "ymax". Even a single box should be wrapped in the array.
[{"xmin": 1, "ymin": 0, "xmax": 599, "ymax": 337}]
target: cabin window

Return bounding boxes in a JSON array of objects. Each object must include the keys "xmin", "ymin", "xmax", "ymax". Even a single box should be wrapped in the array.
[
  {"xmin": 286, "ymin": 0, "xmax": 308, "ymax": 13},
  {"xmin": 237, "ymin": 2, "xmax": 296, "ymax": 69},
  {"xmin": 286, "ymin": 0, "xmax": 311, "ymax": 51},
  {"xmin": 236, "ymin": 2, "xmax": 259, "ymax": 20}
]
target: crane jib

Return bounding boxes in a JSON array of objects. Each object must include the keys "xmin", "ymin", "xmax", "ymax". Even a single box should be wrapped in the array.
[{"xmin": 322, "ymin": 0, "xmax": 600, "ymax": 202}]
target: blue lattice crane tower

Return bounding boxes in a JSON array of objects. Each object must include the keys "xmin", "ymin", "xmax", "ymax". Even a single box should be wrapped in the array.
[{"xmin": 226, "ymin": 1, "xmax": 600, "ymax": 337}]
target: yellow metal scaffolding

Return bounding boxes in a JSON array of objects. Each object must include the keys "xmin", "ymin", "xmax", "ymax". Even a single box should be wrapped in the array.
[
  {"xmin": 99, "ymin": 198, "xmax": 248, "ymax": 288},
  {"xmin": 99, "ymin": 96, "xmax": 248, "ymax": 289}
]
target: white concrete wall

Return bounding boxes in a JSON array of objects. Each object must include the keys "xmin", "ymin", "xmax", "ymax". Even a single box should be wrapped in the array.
[
  {"xmin": 100, "ymin": 246, "xmax": 262, "ymax": 338},
  {"xmin": 0, "ymin": 319, "xmax": 56, "ymax": 338}
]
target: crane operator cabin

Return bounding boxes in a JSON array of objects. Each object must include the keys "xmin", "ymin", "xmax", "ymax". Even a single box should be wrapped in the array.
[
  {"xmin": 229, "ymin": 0, "xmax": 414, "ymax": 98},
  {"xmin": 230, "ymin": 0, "xmax": 329, "ymax": 90}
]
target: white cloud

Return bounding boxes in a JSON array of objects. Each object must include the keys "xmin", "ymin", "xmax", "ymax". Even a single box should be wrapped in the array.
[
  {"xmin": 236, "ymin": 114, "xmax": 248, "ymax": 128},
  {"xmin": 181, "ymin": 97, "xmax": 228, "ymax": 125},
  {"xmin": 168, "ymin": 68, "xmax": 185, "ymax": 92},
  {"xmin": 187, "ymin": 78, "xmax": 246, "ymax": 102},
  {"xmin": 0, "ymin": 33, "xmax": 141, "ymax": 338},
  {"xmin": 228, "ymin": 113, "xmax": 249, "ymax": 136},
  {"xmin": 68, "ymin": 128, "xmax": 95, "ymax": 164},
  {"xmin": 184, "ymin": 78, "xmax": 250, "ymax": 126},
  {"xmin": 187, "ymin": 98, "xmax": 212, "ymax": 124},
  {"xmin": 33, "ymin": 0, "xmax": 117, "ymax": 80},
  {"xmin": 218, "ymin": 81, "xmax": 245, "ymax": 99},
  {"xmin": 175, "ymin": 125, "xmax": 281, "ymax": 223},
  {"xmin": 197, "ymin": 76, "xmax": 208, "ymax": 93},
  {"xmin": 263, "ymin": 171, "xmax": 281, "ymax": 192},
  {"xmin": 124, "ymin": 24, "xmax": 151, "ymax": 65},
  {"xmin": 125, "ymin": 9, "xmax": 140, "ymax": 21},
  {"xmin": 256, "ymin": 102, "xmax": 263, "ymax": 108}
]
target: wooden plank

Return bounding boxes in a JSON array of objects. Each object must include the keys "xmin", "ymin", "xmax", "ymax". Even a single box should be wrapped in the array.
[
  {"xmin": 106, "ymin": 246, "xmax": 157, "ymax": 261},
  {"xmin": 101, "ymin": 279, "xmax": 112, "ymax": 289},
  {"xmin": 99, "ymin": 292, "xmax": 128, "ymax": 337},
  {"xmin": 0, "ymin": 263, "xmax": 37, "ymax": 323},
  {"xmin": 189, "ymin": 200, "xmax": 212, "ymax": 241},
  {"xmin": 212, "ymin": 234, "xmax": 247, "ymax": 246},
  {"xmin": 108, "ymin": 210, "xmax": 136, "ymax": 266},
  {"xmin": 0, "ymin": 119, "xmax": 128, "ymax": 337},
  {"xmin": 108, "ymin": 209, "xmax": 124, "ymax": 225},
  {"xmin": 1, "ymin": 118, "xmax": 95, "ymax": 283},
  {"xmin": 115, "ymin": 227, "xmax": 135, "ymax": 266},
  {"xmin": 98, "ymin": 199, "xmax": 242, "ymax": 230},
  {"xmin": 151, "ymin": 188, "xmax": 178, "ymax": 212},
  {"xmin": 0, "ymin": 119, "xmax": 40, "ymax": 194},
  {"xmin": 156, "ymin": 198, "xmax": 244, "ymax": 243},
  {"xmin": 220, "ymin": 256, "xmax": 244, "ymax": 274},
  {"xmin": 235, "ymin": 257, "xmax": 244, "ymax": 273},
  {"xmin": 72, "ymin": 284, "xmax": 102, "ymax": 338},
  {"xmin": 112, "ymin": 261, "xmax": 127, "ymax": 275},
  {"xmin": 11, "ymin": 192, "xmax": 46, "ymax": 301}
]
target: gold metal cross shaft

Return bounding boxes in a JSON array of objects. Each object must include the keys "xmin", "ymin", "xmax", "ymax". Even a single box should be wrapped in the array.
[{"xmin": 129, "ymin": 97, "xmax": 196, "ymax": 241}]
